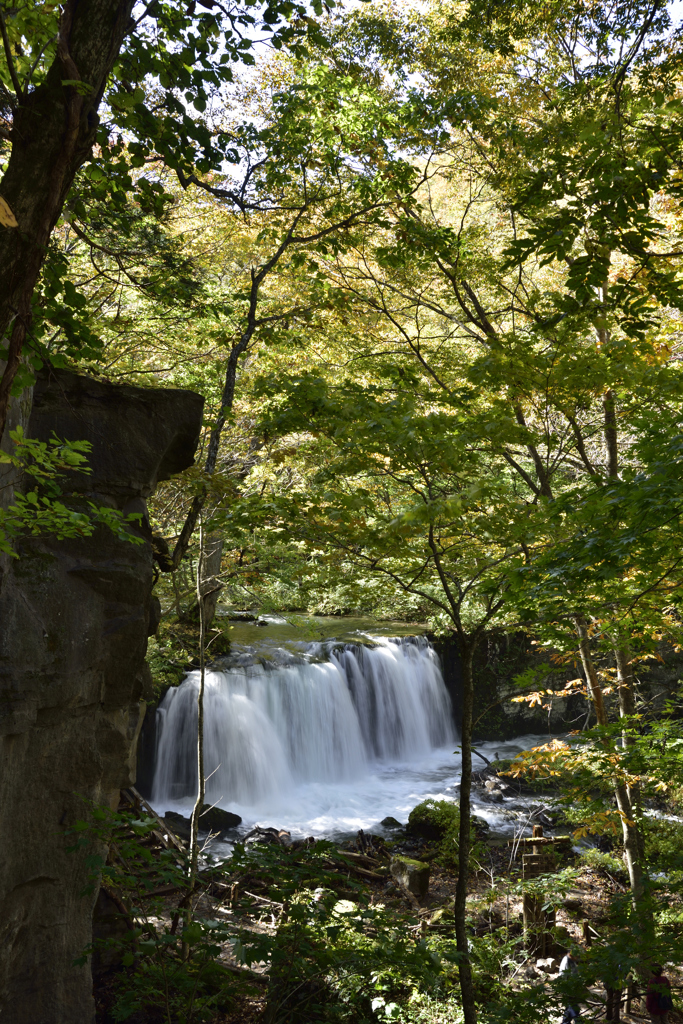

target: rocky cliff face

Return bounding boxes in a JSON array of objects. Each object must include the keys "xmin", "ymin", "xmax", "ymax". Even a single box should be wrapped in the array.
[{"xmin": 0, "ymin": 369, "xmax": 203, "ymax": 1024}]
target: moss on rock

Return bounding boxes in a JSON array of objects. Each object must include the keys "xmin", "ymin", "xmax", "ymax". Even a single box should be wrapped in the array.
[{"xmin": 407, "ymin": 798, "xmax": 460, "ymax": 841}]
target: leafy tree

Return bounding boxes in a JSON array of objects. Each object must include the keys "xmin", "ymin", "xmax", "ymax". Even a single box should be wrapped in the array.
[{"xmin": 0, "ymin": 0, "xmax": 322, "ymax": 437}]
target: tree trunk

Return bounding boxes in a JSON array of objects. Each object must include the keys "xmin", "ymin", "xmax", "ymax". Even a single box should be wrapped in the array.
[
  {"xmin": 603, "ymin": 389, "xmax": 619, "ymax": 480},
  {"xmin": 183, "ymin": 520, "xmax": 206, "ymax": 960},
  {"xmin": 0, "ymin": 0, "xmax": 135, "ymax": 439},
  {"xmin": 454, "ymin": 642, "xmax": 478, "ymax": 1024},
  {"xmin": 576, "ymin": 624, "xmax": 647, "ymax": 909},
  {"xmin": 185, "ymin": 533, "xmax": 223, "ymax": 628},
  {"xmin": 613, "ymin": 779, "xmax": 645, "ymax": 903},
  {"xmin": 200, "ymin": 534, "xmax": 223, "ymax": 628},
  {"xmin": 574, "ymin": 616, "xmax": 608, "ymax": 726},
  {"xmin": 614, "ymin": 645, "xmax": 645, "ymax": 860},
  {"xmin": 614, "ymin": 646, "xmax": 637, "ymax": 720}
]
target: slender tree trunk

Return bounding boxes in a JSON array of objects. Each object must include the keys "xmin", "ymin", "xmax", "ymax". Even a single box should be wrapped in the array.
[
  {"xmin": 574, "ymin": 616, "xmax": 608, "ymax": 726},
  {"xmin": 455, "ymin": 641, "xmax": 478, "ymax": 1024},
  {"xmin": 183, "ymin": 518, "xmax": 206, "ymax": 960},
  {"xmin": 613, "ymin": 780, "xmax": 645, "ymax": 902},
  {"xmin": 575, "ymin": 622, "xmax": 646, "ymax": 907},
  {"xmin": 598, "ymin": 380, "xmax": 646, "ymax": 889},
  {"xmin": 603, "ymin": 389, "xmax": 619, "ymax": 480},
  {"xmin": 615, "ymin": 645, "xmax": 645, "ymax": 860},
  {"xmin": 614, "ymin": 646, "xmax": 636, "ymax": 721}
]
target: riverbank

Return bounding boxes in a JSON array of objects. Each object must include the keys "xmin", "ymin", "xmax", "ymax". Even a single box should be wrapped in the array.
[{"xmin": 90, "ymin": 785, "xmax": 683, "ymax": 1024}]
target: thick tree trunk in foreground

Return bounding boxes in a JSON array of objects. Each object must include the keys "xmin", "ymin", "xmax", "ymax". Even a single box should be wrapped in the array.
[
  {"xmin": 0, "ymin": 0, "xmax": 134, "ymax": 438},
  {"xmin": 455, "ymin": 643, "xmax": 477, "ymax": 1024}
]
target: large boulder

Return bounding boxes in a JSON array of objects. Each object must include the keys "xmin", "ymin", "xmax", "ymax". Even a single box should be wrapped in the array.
[
  {"xmin": 0, "ymin": 369, "xmax": 203, "ymax": 1024},
  {"xmin": 198, "ymin": 804, "xmax": 242, "ymax": 832},
  {"xmin": 163, "ymin": 805, "xmax": 242, "ymax": 840},
  {"xmin": 407, "ymin": 798, "xmax": 459, "ymax": 840}
]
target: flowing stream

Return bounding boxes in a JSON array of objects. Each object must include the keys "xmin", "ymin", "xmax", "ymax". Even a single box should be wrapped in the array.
[{"xmin": 150, "ymin": 629, "xmax": 546, "ymax": 839}]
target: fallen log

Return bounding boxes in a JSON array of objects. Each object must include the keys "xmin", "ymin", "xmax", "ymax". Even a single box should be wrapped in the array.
[
  {"xmin": 347, "ymin": 864, "xmax": 386, "ymax": 882},
  {"xmin": 335, "ymin": 849, "xmax": 382, "ymax": 870},
  {"xmin": 324, "ymin": 856, "xmax": 387, "ymax": 882},
  {"xmin": 120, "ymin": 787, "xmax": 186, "ymax": 855}
]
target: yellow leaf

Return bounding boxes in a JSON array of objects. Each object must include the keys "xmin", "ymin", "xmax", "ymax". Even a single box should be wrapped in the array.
[{"xmin": 0, "ymin": 197, "xmax": 18, "ymax": 228}]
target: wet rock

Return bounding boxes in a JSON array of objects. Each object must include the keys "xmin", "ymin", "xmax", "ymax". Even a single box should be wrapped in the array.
[
  {"xmin": 407, "ymin": 798, "xmax": 459, "ymax": 840},
  {"xmin": 164, "ymin": 806, "xmax": 242, "ymax": 837},
  {"xmin": 163, "ymin": 812, "xmax": 191, "ymax": 840},
  {"xmin": 390, "ymin": 855, "xmax": 430, "ymax": 897},
  {"xmin": 471, "ymin": 815, "xmax": 491, "ymax": 835},
  {"xmin": 481, "ymin": 790, "xmax": 504, "ymax": 804},
  {"xmin": 290, "ymin": 836, "xmax": 316, "ymax": 851},
  {"xmin": 198, "ymin": 804, "xmax": 242, "ymax": 832},
  {"xmin": 225, "ymin": 610, "xmax": 257, "ymax": 621},
  {"xmin": 380, "ymin": 816, "xmax": 404, "ymax": 829}
]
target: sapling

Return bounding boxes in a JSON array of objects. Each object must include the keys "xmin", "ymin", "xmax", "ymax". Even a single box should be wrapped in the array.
[{"xmin": 183, "ymin": 516, "xmax": 207, "ymax": 961}]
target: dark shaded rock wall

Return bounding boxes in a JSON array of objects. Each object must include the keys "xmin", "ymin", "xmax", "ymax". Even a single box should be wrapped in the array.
[
  {"xmin": 433, "ymin": 631, "xmax": 590, "ymax": 742},
  {"xmin": 434, "ymin": 630, "xmax": 683, "ymax": 743},
  {"xmin": 0, "ymin": 369, "xmax": 203, "ymax": 1024}
]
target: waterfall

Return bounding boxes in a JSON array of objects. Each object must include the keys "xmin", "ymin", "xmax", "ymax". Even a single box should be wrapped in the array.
[{"xmin": 151, "ymin": 636, "xmax": 455, "ymax": 812}]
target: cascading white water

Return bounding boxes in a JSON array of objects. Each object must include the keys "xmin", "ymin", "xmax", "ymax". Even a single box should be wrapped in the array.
[{"xmin": 151, "ymin": 637, "xmax": 455, "ymax": 812}]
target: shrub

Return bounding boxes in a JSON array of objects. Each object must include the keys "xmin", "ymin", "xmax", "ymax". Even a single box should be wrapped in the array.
[
  {"xmin": 643, "ymin": 816, "xmax": 683, "ymax": 872},
  {"xmin": 578, "ymin": 847, "xmax": 628, "ymax": 881}
]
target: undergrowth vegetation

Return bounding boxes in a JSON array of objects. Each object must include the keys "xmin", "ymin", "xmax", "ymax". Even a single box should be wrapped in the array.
[{"xmin": 70, "ymin": 772, "xmax": 683, "ymax": 1024}]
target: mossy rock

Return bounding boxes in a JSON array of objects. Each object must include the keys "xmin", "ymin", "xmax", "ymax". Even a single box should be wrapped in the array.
[
  {"xmin": 407, "ymin": 798, "xmax": 460, "ymax": 841},
  {"xmin": 390, "ymin": 855, "xmax": 430, "ymax": 897}
]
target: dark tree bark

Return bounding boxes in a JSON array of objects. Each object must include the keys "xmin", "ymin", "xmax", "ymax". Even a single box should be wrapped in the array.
[
  {"xmin": 603, "ymin": 388, "xmax": 619, "ymax": 480},
  {"xmin": 0, "ymin": 0, "xmax": 135, "ymax": 437}
]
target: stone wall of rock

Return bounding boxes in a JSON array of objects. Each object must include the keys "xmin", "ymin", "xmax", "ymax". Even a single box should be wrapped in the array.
[
  {"xmin": 434, "ymin": 630, "xmax": 683, "ymax": 742},
  {"xmin": 0, "ymin": 369, "xmax": 203, "ymax": 1024},
  {"xmin": 433, "ymin": 631, "xmax": 591, "ymax": 740}
]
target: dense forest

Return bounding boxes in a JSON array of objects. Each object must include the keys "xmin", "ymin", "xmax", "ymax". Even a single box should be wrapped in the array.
[{"xmin": 3, "ymin": 0, "xmax": 683, "ymax": 1022}]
